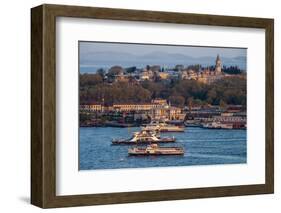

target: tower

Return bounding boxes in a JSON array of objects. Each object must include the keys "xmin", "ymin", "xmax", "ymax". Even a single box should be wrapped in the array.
[{"xmin": 215, "ymin": 54, "xmax": 222, "ymax": 74}]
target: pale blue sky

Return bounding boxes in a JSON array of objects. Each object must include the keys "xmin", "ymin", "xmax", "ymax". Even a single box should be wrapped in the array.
[{"xmin": 80, "ymin": 41, "xmax": 246, "ymax": 58}]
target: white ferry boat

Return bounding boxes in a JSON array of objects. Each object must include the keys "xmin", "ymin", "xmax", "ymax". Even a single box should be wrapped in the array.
[
  {"xmin": 128, "ymin": 144, "xmax": 184, "ymax": 156},
  {"xmin": 112, "ymin": 130, "xmax": 176, "ymax": 145}
]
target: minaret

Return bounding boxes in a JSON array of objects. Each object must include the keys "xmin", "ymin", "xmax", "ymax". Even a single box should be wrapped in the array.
[{"xmin": 215, "ymin": 54, "xmax": 222, "ymax": 74}]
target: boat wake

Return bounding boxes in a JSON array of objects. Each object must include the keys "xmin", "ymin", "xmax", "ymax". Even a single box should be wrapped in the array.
[{"xmin": 186, "ymin": 153, "xmax": 246, "ymax": 161}]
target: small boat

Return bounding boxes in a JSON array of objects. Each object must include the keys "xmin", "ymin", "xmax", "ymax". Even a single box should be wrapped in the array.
[
  {"xmin": 184, "ymin": 120, "xmax": 201, "ymax": 127},
  {"xmin": 202, "ymin": 122, "xmax": 233, "ymax": 129},
  {"xmin": 128, "ymin": 144, "xmax": 184, "ymax": 156},
  {"xmin": 112, "ymin": 130, "xmax": 176, "ymax": 145},
  {"xmin": 202, "ymin": 122, "xmax": 221, "ymax": 129},
  {"xmin": 142, "ymin": 121, "xmax": 184, "ymax": 132}
]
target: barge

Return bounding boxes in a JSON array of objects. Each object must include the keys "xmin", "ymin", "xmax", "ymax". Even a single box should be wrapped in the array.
[
  {"xmin": 128, "ymin": 144, "xmax": 184, "ymax": 156},
  {"xmin": 112, "ymin": 130, "xmax": 176, "ymax": 145}
]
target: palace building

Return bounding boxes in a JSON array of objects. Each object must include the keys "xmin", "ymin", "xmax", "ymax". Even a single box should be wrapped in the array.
[
  {"xmin": 80, "ymin": 98, "xmax": 184, "ymax": 121},
  {"xmin": 197, "ymin": 54, "xmax": 224, "ymax": 84},
  {"xmin": 179, "ymin": 54, "xmax": 224, "ymax": 84},
  {"xmin": 80, "ymin": 99, "xmax": 168, "ymax": 113}
]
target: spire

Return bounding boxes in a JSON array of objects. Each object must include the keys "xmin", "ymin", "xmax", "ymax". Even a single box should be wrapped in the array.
[
  {"xmin": 216, "ymin": 54, "xmax": 220, "ymax": 62},
  {"xmin": 215, "ymin": 54, "xmax": 222, "ymax": 74}
]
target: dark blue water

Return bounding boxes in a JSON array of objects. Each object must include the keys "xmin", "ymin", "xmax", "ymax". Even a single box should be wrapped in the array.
[{"xmin": 79, "ymin": 127, "xmax": 246, "ymax": 170}]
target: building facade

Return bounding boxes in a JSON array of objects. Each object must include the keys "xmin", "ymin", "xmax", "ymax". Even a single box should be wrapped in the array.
[{"xmin": 80, "ymin": 103, "xmax": 103, "ymax": 112}]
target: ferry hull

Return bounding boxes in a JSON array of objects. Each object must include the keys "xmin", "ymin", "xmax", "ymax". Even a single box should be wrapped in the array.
[
  {"xmin": 142, "ymin": 127, "xmax": 184, "ymax": 132},
  {"xmin": 112, "ymin": 138, "xmax": 176, "ymax": 145},
  {"xmin": 128, "ymin": 152, "xmax": 184, "ymax": 156},
  {"xmin": 128, "ymin": 147, "xmax": 184, "ymax": 156},
  {"xmin": 158, "ymin": 128, "xmax": 184, "ymax": 132}
]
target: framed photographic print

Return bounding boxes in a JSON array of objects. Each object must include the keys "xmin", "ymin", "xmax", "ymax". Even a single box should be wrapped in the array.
[{"xmin": 31, "ymin": 4, "xmax": 274, "ymax": 208}]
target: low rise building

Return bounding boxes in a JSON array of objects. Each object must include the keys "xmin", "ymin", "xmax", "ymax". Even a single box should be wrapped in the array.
[
  {"xmin": 113, "ymin": 103, "xmax": 157, "ymax": 112},
  {"xmin": 158, "ymin": 72, "xmax": 169, "ymax": 80},
  {"xmin": 151, "ymin": 105, "xmax": 184, "ymax": 121},
  {"xmin": 169, "ymin": 106, "xmax": 185, "ymax": 120},
  {"xmin": 80, "ymin": 103, "xmax": 103, "ymax": 112},
  {"xmin": 114, "ymin": 73, "xmax": 129, "ymax": 82},
  {"xmin": 151, "ymin": 99, "xmax": 168, "ymax": 106}
]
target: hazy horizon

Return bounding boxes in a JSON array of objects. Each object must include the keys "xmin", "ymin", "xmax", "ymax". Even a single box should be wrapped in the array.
[{"xmin": 79, "ymin": 41, "xmax": 247, "ymax": 73}]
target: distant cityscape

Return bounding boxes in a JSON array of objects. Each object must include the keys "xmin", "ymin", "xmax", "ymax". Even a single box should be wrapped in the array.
[
  {"xmin": 81, "ymin": 54, "xmax": 245, "ymax": 84},
  {"xmin": 80, "ymin": 54, "xmax": 247, "ymax": 129}
]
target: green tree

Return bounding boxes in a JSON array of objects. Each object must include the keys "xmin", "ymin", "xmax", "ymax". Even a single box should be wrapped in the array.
[
  {"xmin": 107, "ymin": 66, "xmax": 124, "ymax": 77},
  {"xmin": 80, "ymin": 73, "xmax": 103, "ymax": 86},
  {"xmin": 96, "ymin": 68, "xmax": 105, "ymax": 78},
  {"xmin": 207, "ymin": 89, "xmax": 217, "ymax": 104},
  {"xmin": 169, "ymin": 95, "xmax": 185, "ymax": 107}
]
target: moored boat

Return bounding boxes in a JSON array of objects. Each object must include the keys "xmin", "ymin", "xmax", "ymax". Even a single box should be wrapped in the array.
[
  {"xmin": 202, "ymin": 122, "xmax": 233, "ymax": 129},
  {"xmin": 128, "ymin": 144, "xmax": 184, "ymax": 156},
  {"xmin": 184, "ymin": 120, "xmax": 201, "ymax": 127},
  {"xmin": 112, "ymin": 130, "xmax": 176, "ymax": 145},
  {"xmin": 142, "ymin": 121, "xmax": 184, "ymax": 132}
]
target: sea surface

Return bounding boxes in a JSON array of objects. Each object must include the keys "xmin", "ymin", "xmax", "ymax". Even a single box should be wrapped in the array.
[{"xmin": 79, "ymin": 127, "xmax": 246, "ymax": 170}]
